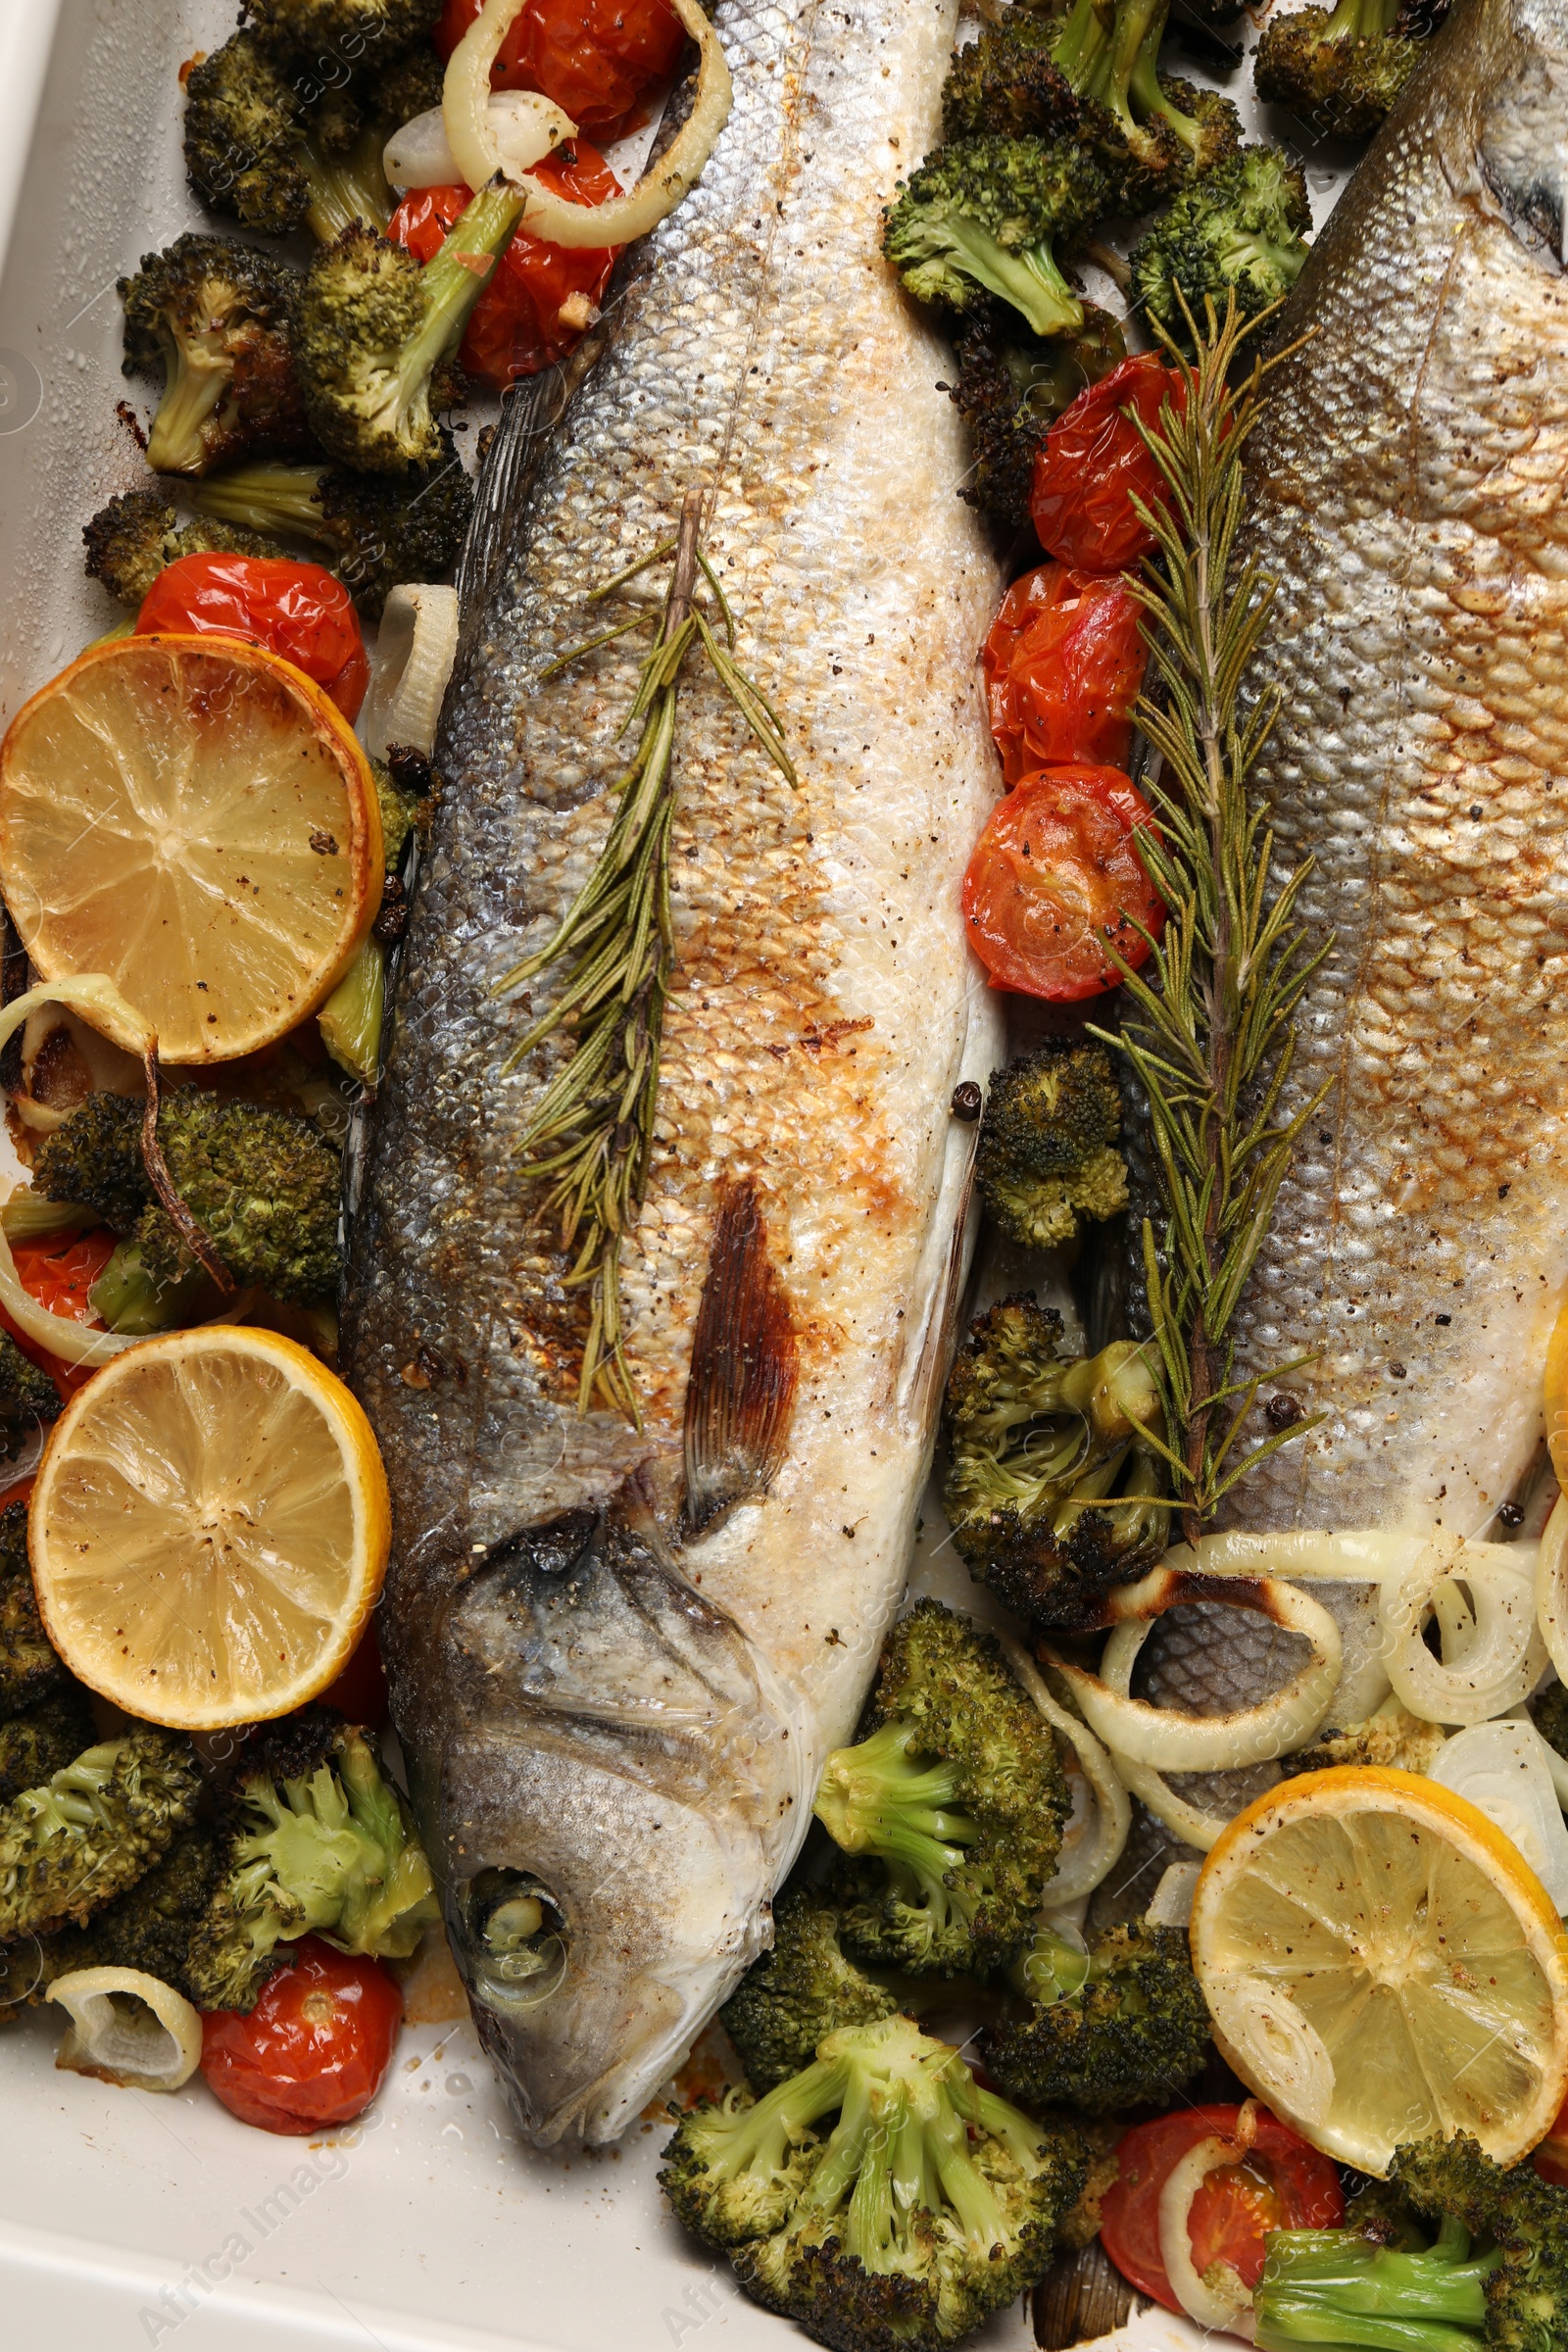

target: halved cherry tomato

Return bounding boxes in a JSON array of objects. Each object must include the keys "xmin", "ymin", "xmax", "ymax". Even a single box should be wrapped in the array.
[
  {"xmin": 318, "ymin": 1620, "xmax": 390, "ymax": 1729},
  {"xmin": 961, "ymin": 764, "xmax": 1164, "ymax": 1002},
  {"xmin": 2, "ymin": 1228, "xmax": 119, "ymax": 1403},
  {"xmin": 1101, "ymin": 2104, "xmax": 1345, "ymax": 2314},
  {"xmin": 1031, "ymin": 354, "xmax": 1187, "ymax": 574},
  {"xmin": 433, "ymin": 0, "xmax": 685, "ymax": 133},
  {"xmin": 984, "ymin": 564, "xmax": 1146, "ymax": 785},
  {"xmin": 387, "ymin": 148, "xmax": 619, "ymax": 385},
  {"xmin": 200, "ymin": 1937, "xmax": 402, "ymax": 2135},
  {"xmin": 135, "ymin": 556, "xmax": 369, "ymax": 722}
]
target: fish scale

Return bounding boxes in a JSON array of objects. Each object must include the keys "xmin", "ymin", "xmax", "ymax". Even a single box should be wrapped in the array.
[{"xmin": 342, "ymin": 0, "xmax": 1006, "ymax": 2146}]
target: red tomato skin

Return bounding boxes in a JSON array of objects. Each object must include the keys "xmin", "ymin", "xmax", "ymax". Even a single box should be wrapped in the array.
[
  {"xmin": 201, "ymin": 1938, "xmax": 402, "ymax": 2135},
  {"xmin": 135, "ymin": 557, "xmax": 369, "ymax": 722},
  {"xmin": 387, "ymin": 148, "xmax": 618, "ymax": 386},
  {"xmin": 433, "ymin": 0, "xmax": 684, "ymax": 130},
  {"xmin": 3, "ymin": 1228, "xmax": 119, "ymax": 1402},
  {"xmin": 984, "ymin": 564, "xmax": 1146, "ymax": 784},
  {"xmin": 1100, "ymin": 2103, "xmax": 1345, "ymax": 2314},
  {"xmin": 961, "ymin": 764, "xmax": 1164, "ymax": 1003},
  {"xmin": 318, "ymin": 1621, "xmax": 390, "ymax": 1729},
  {"xmin": 1031, "ymin": 354, "xmax": 1186, "ymax": 574}
]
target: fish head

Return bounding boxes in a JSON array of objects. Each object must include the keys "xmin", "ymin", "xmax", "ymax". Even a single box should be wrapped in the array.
[
  {"xmin": 410, "ymin": 1504, "xmax": 808, "ymax": 2145},
  {"xmin": 1470, "ymin": 0, "xmax": 1568, "ymax": 264}
]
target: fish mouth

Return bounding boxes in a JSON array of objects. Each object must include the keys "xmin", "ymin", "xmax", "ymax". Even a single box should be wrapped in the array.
[{"xmin": 413, "ymin": 1502, "xmax": 808, "ymax": 2145}]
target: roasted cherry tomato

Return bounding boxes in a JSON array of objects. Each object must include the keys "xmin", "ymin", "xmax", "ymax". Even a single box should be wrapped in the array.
[
  {"xmin": 2, "ymin": 1228, "xmax": 119, "ymax": 1403},
  {"xmin": 1031, "ymin": 354, "xmax": 1187, "ymax": 574},
  {"xmin": 388, "ymin": 148, "xmax": 619, "ymax": 385},
  {"xmin": 984, "ymin": 564, "xmax": 1146, "ymax": 784},
  {"xmin": 318, "ymin": 1621, "xmax": 390, "ymax": 1728},
  {"xmin": 135, "ymin": 556, "xmax": 369, "ymax": 722},
  {"xmin": 201, "ymin": 1937, "xmax": 402, "ymax": 2135},
  {"xmin": 433, "ymin": 0, "xmax": 685, "ymax": 132},
  {"xmin": 1101, "ymin": 2104, "xmax": 1345, "ymax": 2314},
  {"xmin": 961, "ymin": 763, "xmax": 1164, "ymax": 1002}
]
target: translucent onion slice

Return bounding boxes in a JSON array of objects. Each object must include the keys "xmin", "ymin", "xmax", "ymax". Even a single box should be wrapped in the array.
[
  {"xmin": 1158, "ymin": 2108, "xmax": 1260, "ymax": 2339},
  {"xmin": 0, "ymin": 980, "xmax": 154, "ymax": 1367},
  {"xmin": 1000, "ymin": 1633, "xmax": 1131, "ymax": 1901},
  {"xmin": 385, "ymin": 90, "xmax": 576, "ymax": 190},
  {"xmin": 1429, "ymin": 1720, "xmax": 1568, "ymax": 1908},
  {"xmin": 444, "ymin": 0, "xmax": 731, "ymax": 248},
  {"xmin": 1146, "ymin": 1860, "xmax": 1201, "ymax": 1928},
  {"xmin": 1050, "ymin": 1573, "xmax": 1343, "ymax": 1771},
  {"xmin": 362, "ymin": 584, "xmax": 460, "ymax": 760},
  {"xmin": 1102, "ymin": 1747, "xmax": 1232, "ymax": 1852},
  {"xmin": 1379, "ymin": 1537, "xmax": 1545, "ymax": 1725},
  {"xmin": 49, "ymin": 1966, "xmax": 203, "ymax": 2091},
  {"xmin": 1202, "ymin": 1972, "xmax": 1334, "ymax": 2131},
  {"xmin": 1164, "ymin": 1529, "xmax": 1429, "ymax": 1584},
  {"xmin": 1537, "ymin": 1494, "xmax": 1568, "ymax": 1688}
]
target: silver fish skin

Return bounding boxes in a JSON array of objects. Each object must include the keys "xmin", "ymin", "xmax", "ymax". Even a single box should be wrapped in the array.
[
  {"xmin": 341, "ymin": 0, "xmax": 1005, "ymax": 2146},
  {"xmin": 1223, "ymin": 0, "xmax": 1568, "ymax": 1544}
]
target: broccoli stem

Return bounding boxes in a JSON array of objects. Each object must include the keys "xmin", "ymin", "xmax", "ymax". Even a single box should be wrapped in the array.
[
  {"xmin": 1255, "ymin": 2220, "xmax": 1499, "ymax": 2352},
  {"xmin": 814, "ymin": 1720, "xmax": 978, "ymax": 1900},
  {"xmin": 1093, "ymin": 0, "xmax": 1166, "ymax": 134},
  {"xmin": 940, "ymin": 218, "xmax": 1085, "ymax": 340},
  {"xmin": 1130, "ymin": 17, "xmax": 1203, "ymax": 153},
  {"xmin": 1322, "ymin": 0, "xmax": 1402, "ymax": 34},
  {"xmin": 1051, "ymin": 0, "xmax": 1113, "ymax": 89},
  {"xmin": 193, "ymin": 464, "xmax": 331, "ymax": 544},
  {"xmin": 301, "ymin": 128, "xmax": 392, "ymax": 243},
  {"xmin": 318, "ymin": 937, "xmax": 385, "ymax": 1087},
  {"xmin": 146, "ymin": 339, "xmax": 232, "ymax": 475},
  {"xmin": 89, "ymin": 1239, "xmax": 204, "ymax": 1335},
  {"xmin": 706, "ymin": 2054, "xmax": 853, "ymax": 2185},
  {"xmin": 405, "ymin": 179, "xmax": 527, "ymax": 399}
]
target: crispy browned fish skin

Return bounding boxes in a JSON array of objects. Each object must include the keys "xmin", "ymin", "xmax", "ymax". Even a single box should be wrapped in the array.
[
  {"xmin": 341, "ymin": 0, "xmax": 1004, "ymax": 2145},
  {"xmin": 1227, "ymin": 0, "xmax": 1568, "ymax": 1543}
]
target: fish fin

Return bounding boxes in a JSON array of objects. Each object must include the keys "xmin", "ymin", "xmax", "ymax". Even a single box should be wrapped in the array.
[
  {"xmin": 682, "ymin": 1180, "xmax": 799, "ymax": 1536},
  {"xmin": 906, "ymin": 1129, "xmax": 980, "ymax": 1445}
]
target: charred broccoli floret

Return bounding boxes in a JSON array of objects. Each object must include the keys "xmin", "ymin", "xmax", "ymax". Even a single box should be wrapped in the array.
[
  {"xmin": 1256, "ymin": 2132, "xmax": 1568, "ymax": 2352},
  {"xmin": 986, "ymin": 1919, "xmax": 1209, "ymax": 2116},
  {"xmin": 884, "ymin": 137, "xmax": 1106, "ymax": 339},
  {"xmin": 32, "ymin": 1091, "xmax": 147, "ymax": 1236},
  {"xmin": 0, "ymin": 1732, "xmax": 201, "ymax": 1939},
  {"xmin": 48, "ymin": 1829, "xmax": 221, "ymax": 1995},
  {"xmin": 1253, "ymin": 0, "xmax": 1430, "ymax": 144},
  {"xmin": 1283, "ymin": 1706, "xmax": 1449, "ymax": 1778},
  {"xmin": 662, "ymin": 2015, "xmax": 1087, "ymax": 2351},
  {"xmin": 190, "ymin": 429, "xmax": 474, "ymax": 617},
  {"xmin": 814, "ymin": 1599, "xmax": 1069, "ymax": 1980},
  {"xmin": 82, "ymin": 488, "xmax": 289, "ymax": 609},
  {"xmin": 184, "ymin": 33, "xmax": 314, "ymax": 238},
  {"xmin": 946, "ymin": 300, "xmax": 1125, "ymax": 531},
  {"xmin": 0, "ymin": 1687, "xmax": 95, "ymax": 1807},
  {"xmin": 1129, "ymin": 145, "xmax": 1311, "ymax": 351},
  {"xmin": 977, "ymin": 1041, "xmax": 1130, "ymax": 1251},
  {"xmin": 721, "ymin": 1882, "xmax": 906, "ymax": 2094},
  {"xmin": 294, "ymin": 190, "xmax": 524, "ymax": 472},
  {"xmin": 942, "ymin": 11, "xmax": 1083, "ymax": 142},
  {"xmin": 119, "ymin": 233, "xmax": 309, "ymax": 477},
  {"xmin": 244, "ymin": 0, "xmax": 443, "ymax": 62},
  {"xmin": 182, "ymin": 1710, "xmax": 437, "ymax": 2012},
  {"xmin": 0, "ymin": 1503, "xmax": 65, "ymax": 1717},
  {"xmin": 942, "ymin": 1298, "xmax": 1168, "ymax": 1632},
  {"xmin": 0, "ymin": 1333, "xmax": 58, "ymax": 1460},
  {"xmin": 1529, "ymin": 1682, "xmax": 1568, "ymax": 1762}
]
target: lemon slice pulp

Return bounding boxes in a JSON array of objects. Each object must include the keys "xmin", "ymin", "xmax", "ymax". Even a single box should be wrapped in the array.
[
  {"xmin": 1191, "ymin": 1766, "xmax": 1568, "ymax": 2175},
  {"xmin": 29, "ymin": 1327, "xmax": 390, "ymax": 1731},
  {"xmin": 0, "ymin": 634, "xmax": 381, "ymax": 1062}
]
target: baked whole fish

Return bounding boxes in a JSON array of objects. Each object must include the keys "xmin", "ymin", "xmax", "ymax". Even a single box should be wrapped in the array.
[{"xmin": 341, "ymin": 0, "xmax": 1005, "ymax": 2146}]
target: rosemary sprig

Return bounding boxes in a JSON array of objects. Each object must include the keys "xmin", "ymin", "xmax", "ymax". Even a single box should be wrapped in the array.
[
  {"xmin": 491, "ymin": 490, "xmax": 794, "ymax": 1425},
  {"xmin": 1092, "ymin": 297, "xmax": 1331, "ymax": 1545}
]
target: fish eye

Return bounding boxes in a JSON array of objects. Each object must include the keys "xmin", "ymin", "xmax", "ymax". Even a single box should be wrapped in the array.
[{"xmin": 456, "ymin": 1868, "xmax": 569, "ymax": 2010}]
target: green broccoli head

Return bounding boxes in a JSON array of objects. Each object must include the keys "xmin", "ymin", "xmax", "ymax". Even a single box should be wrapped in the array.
[
  {"xmin": 120, "ymin": 232, "xmax": 310, "ymax": 477},
  {"xmin": 82, "ymin": 489, "xmax": 292, "ymax": 609},
  {"xmin": 184, "ymin": 32, "xmax": 313, "ymax": 237},
  {"xmin": 295, "ymin": 192, "xmax": 522, "ymax": 473},
  {"xmin": 32, "ymin": 1091, "xmax": 147, "ymax": 1234},
  {"xmin": 884, "ymin": 137, "xmax": 1106, "ymax": 339},
  {"xmin": 0, "ymin": 1503, "xmax": 65, "ymax": 1717},
  {"xmin": 1137, "ymin": 73, "xmax": 1245, "ymax": 185},
  {"xmin": 182, "ymin": 1708, "xmax": 438, "ymax": 2012},
  {"xmin": 662, "ymin": 2015, "xmax": 1088, "ymax": 2351},
  {"xmin": 48, "ymin": 1827, "xmax": 221, "ymax": 1997},
  {"xmin": 942, "ymin": 1297, "xmax": 1168, "ymax": 1632},
  {"xmin": 0, "ymin": 1332, "xmax": 59, "ymax": 1460},
  {"xmin": 813, "ymin": 1599, "xmax": 1070, "ymax": 1979},
  {"xmin": 721, "ymin": 1881, "xmax": 904, "ymax": 2094},
  {"xmin": 1253, "ymin": 0, "xmax": 1427, "ymax": 143},
  {"xmin": 1282, "ymin": 1708, "xmax": 1449, "ymax": 1778},
  {"xmin": 946, "ymin": 299, "xmax": 1126, "ymax": 533},
  {"xmin": 1391, "ymin": 2134, "xmax": 1568, "ymax": 2352},
  {"xmin": 140, "ymin": 1091, "xmax": 342, "ymax": 1304},
  {"xmin": 244, "ymin": 0, "xmax": 443, "ymax": 63},
  {"xmin": 1130, "ymin": 145, "xmax": 1312, "ymax": 354},
  {"xmin": 191, "ymin": 426, "xmax": 475, "ymax": 618},
  {"xmin": 977, "ymin": 1042, "xmax": 1130, "ymax": 1252},
  {"xmin": 986, "ymin": 1918, "xmax": 1209, "ymax": 2116},
  {"xmin": 941, "ymin": 15, "xmax": 1086, "ymax": 142},
  {"xmin": 0, "ymin": 1687, "xmax": 95, "ymax": 1807},
  {"xmin": 0, "ymin": 1731, "xmax": 202, "ymax": 1939}
]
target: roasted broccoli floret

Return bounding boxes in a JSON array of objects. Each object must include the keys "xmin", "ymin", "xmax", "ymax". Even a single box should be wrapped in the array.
[
  {"xmin": 1529, "ymin": 1682, "xmax": 1568, "ymax": 1762},
  {"xmin": 1256, "ymin": 2132, "xmax": 1568, "ymax": 2352},
  {"xmin": 662, "ymin": 2014, "xmax": 1087, "ymax": 2351},
  {"xmin": 1130, "ymin": 145, "xmax": 1311, "ymax": 352},
  {"xmin": 184, "ymin": 33, "xmax": 314, "ymax": 238},
  {"xmin": 0, "ymin": 1732, "xmax": 201, "ymax": 1939},
  {"xmin": 82, "ymin": 488, "xmax": 289, "ymax": 609},
  {"xmin": 0, "ymin": 1687, "xmax": 95, "ymax": 1806},
  {"xmin": 884, "ymin": 137, "xmax": 1106, "ymax": 339},
  {"xmin": 294, "ymin": 188, "xmax": 525, "ymax": 472},
  {"xmin": 32, "ymin": 1091, "xmax": 147, "ymax": 1235},
  {"xmin": 814, "ymin": 1599, "xmax": 1069, "ymax": 1980},
  {"xmin": 986, "ymin": 1918, "xmax": 1209, "ymax": 2116},
  {"xmin": 946, "ymin": 299, "xmax": 1125, "ymax": 531},
  {"xmin": 1253, "ymin": 0, "xmax": 1431, "ymax": 144},
  {"xmin": 721, "ymin": 1882, "xmax": 906, "ymax": 2094},
  {"xmin": 190, "ymin": 429, "xmax": 474, "ymax": 617},
  {"xmin": 0, "ymin": 1333, "xmax": 58, "ymax": 1460},
  {"xmin": 978, "ymin": 1042, "xmax": 1130, "ymax": 1251},
  {"xmin": 1283, "ymin": 1706, "xmax": 1449, "ymax": 1778},
  {"xmin": 119, "ymin": 233, "xmax": 309, "ymax": 478},
  {"xmin": 182, "ymin": 1710, "xmax": 438, "ymax": 2012},
  {"xmin": 942, "ymin": 10, "xmax": 1084, "ymax": 142},
  {"xmin": 942, "ymin": 1298, "xmax": 1168, "ymax": 1632},
  {"xmin": 48, "ymin": 1828, "xmax": 222, "ymax": 1995},
  {"xmin": 0, "ymin": 1503, "xmax": 65, "ymax": 1717},
  {"xmin": 244, "ymin": 0, "xmax": 443, "ymax": 62}
]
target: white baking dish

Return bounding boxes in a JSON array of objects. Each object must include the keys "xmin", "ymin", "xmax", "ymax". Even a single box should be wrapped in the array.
[{"xmin": 0, "ymin": 2, "xmax": 1338, "ymax": 2344}]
